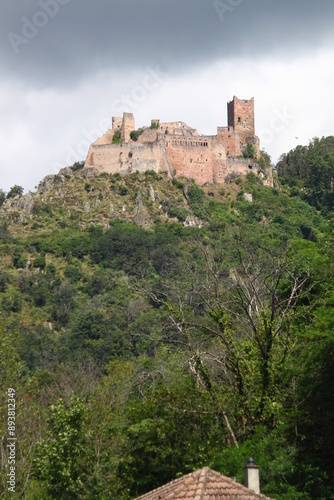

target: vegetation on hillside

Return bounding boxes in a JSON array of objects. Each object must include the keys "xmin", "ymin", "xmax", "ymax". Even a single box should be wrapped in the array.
[{"xmin": 0, "ymin": 142, "xmax": 333, "ymax": 499}]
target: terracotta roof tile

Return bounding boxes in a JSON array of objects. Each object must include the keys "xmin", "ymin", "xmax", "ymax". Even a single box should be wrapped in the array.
[{"xmin": 134, "ymin": 467, "xmax": 273, "ymax": 500}]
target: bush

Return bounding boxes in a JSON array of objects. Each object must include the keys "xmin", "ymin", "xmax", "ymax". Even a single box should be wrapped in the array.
[
  {"xmin": 64, "ymin": 265, "xmax": 82, "ymax": 283},
  {"xmin": 172, "ymin": 179, "xmax": 184, "ymax": 190},
  {"xmin": 7, "ymin": 185, "xmax": 23, "ymax": 199},
  {"xmin": 119, "ymin": 186, "xmax": 129, "ymax": 196},
  {"xmin": 168, "ymin": 208, "xmax": 189, "ymax": 222},
  {"xmin": 2, "ymin": 291, "xmax": 22, "ymax": 313},
  {"xmin": 0, "ymin": 190, "xmax": 6, "ymax": 207},
  {"xmin": 70, "ymin": 161, "xmax": 84, "ymax": 171},
  {"xmin": 150, "ymin": 121, "xmax": 159, "ymax": 129},
  {"xmin": 130, "ymin": 129, "xmax": 144, "ymax": 142},
  {"xmin": 243, "ymin": 143, "xmax": 257, "ymax": 159},
  {"xmin": 112, "ymin": 131, "xmax": 122, "ymax": 144},
  {"xmin": 110, "ymin": 173, "xmax": 122, "ymax": 183},
  {"xmin": 34, "ymin": 255, "xmax": 46, "ymax": 270},
  {"xmin": 0, "ymin": 272, "xmax": 9, "ymax": 292}
]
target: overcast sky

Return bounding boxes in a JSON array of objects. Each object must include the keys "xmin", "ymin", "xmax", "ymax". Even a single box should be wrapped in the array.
[{"xmin": 1, "ymin": 0, "xmax": 334, "ymax": 193}]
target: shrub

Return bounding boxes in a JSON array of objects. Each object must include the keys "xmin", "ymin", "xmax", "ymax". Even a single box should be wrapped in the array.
[
  {"xmin": 151, "ymin": 121, "xmax": 159, "ymax": 129},
  {"xmin": 246, "ymin": 172, "xmax": 257, "ymax": 185},
  {"xmin": 0, "ymin": 272, "xmax": 9, "ymax": 292},
  {"xmin": 2, "ymin": 291, "xmax": 22, "ymax": 313},
  {"xmin": 7, "ymin": 185, "xmax": 23, "ymax": 199},
  {"xmin": 34, "ymin": 255, "xmax": 46, "ymax": 270},
  {"xmin": 112, "ymin": 131, "xmax": 122, "ymax": 144},
  {"xmin": 70, "ymin": 161, "xmax": 84, "ymax": 171},
  {"xmin": 64, "ymin": 265, "xmax": 82, "ymax": 283},
  {"xmin": 0, "ymin": 190, "xmax": 6, "ymax": 207},
  {"xmin": 111, "ymin": 172, "xmax": 122, "ymax": 182},
  {"xmin": 168, "ymin": 208, "xmax": 189, "ymax": 222},
  {"xmin": 172, "ymin": 179, "xmax": 184, "ymax": 190},
  {"xmin": 119, "ymin": 186, "xmax": 129, "ymax": 196},
  {"xmin": 130, "ymin": 129, "xmax": 144, "ymax": 142},
  {"xmin": 243, "ymin": 143, "xmax": 257, "ymax": 159},
  {"xmin": 257, "ymin": 156, "xmax": 266, "ymax": 169}
]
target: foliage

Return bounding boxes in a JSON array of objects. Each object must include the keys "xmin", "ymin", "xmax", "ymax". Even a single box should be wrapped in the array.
[
  {"xmin": 33, "ymin": 396, "xmax": 88, "ymax": 498},
  {"xmin": 0, "ymin": 162, "xmax": 334, "ymax": 498},
  {"xmin": 150, "ymin": 121, "xmax": 159, "ymax": 129},
  {"xmin": 70, "ymin": 161, "xmax": 85, "ymax": 172},
  {"xmin": 0, "ymin": 189, "xmax": 6, "ymax": 207},
  {"xmin": 276, "ymin": 136, "xmax": 334, "ymax": 214},
  {"xmin": 243, "ymin": 143, "xmax": 257, "ymax": 159},
  {"xmin": 7, "ymin": 184, "xmax": 24, "ymax": 199},
  {"xmin": 130, "ymin": 129, "xmax": 144, "ymax": 141},
  {"xmin": 112, "ymin": 131, "xmax": 122, "ymax": 144}
]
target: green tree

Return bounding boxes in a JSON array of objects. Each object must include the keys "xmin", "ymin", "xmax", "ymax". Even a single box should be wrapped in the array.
[
  {"xmin": 34, "ymin": 396, "xmax": 88, "ymax": 499},
  {"xmin": 7, "ymin": 184, "xmax": 24, "ymax": 199},
  {"xmin": 0, "ymin": 189, "xmax": 6, "ymax": 207}
]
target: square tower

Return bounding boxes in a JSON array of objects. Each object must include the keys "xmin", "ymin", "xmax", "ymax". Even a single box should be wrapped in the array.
[
  {"xmin": 227, "ymin": 96, "xmax": 255, "ymax": 144},
  {"xmin": 121, "ymin": 112, "xmax": 135, "ymax": 143}
]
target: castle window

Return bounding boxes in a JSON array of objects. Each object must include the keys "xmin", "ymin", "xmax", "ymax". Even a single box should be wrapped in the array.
[
  {"xmin": 248, "ymin": 164, "xmax": 253, "ymax": 169},
  {"xmin": 128, "ymin": 152, "xmax": 133, "ymax": 158},
  {"xmin": 238, "ymin": 117, "xmax": 241, "ymax": 123}
]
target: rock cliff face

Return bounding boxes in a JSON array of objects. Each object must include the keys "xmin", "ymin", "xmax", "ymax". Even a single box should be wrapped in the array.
[
  {"xmin": 84, "ymin": 97, "xmax": 272, "ymax": 187},
  {"xmin": 0, "ymin": 164, "xmax": 268, "ymax": 235},
  {"xmin": 0, "ymin": 168, "xmax": 206, "ymax": 230}
]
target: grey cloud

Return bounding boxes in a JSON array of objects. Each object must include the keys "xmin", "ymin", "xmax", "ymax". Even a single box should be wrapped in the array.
[{"xmin": 1, "ymin": 0, "xmax": 334, "ymax": 89}]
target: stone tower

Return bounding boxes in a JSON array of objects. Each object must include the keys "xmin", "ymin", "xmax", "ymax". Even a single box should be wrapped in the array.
[
  {"xmin": 227, "ymin": 96, "xmax": 255, "ymax": 144},
  {"xmin": 121, "ymin": 112, "xmax": 135, "ymax": 143}
]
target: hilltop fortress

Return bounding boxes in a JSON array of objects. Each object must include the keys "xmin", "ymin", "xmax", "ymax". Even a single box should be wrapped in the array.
[{"xmin": 84, "ymin": 96, "xmax": 271, "ymax": 186}]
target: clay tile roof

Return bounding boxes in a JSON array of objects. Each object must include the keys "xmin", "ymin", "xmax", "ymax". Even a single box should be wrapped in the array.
[{"xmin": 134, "ymin": 467, "xmax": 273, "ymax": 500}]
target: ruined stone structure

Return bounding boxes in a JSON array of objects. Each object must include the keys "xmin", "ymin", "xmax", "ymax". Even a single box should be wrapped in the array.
[{"xmin": 84, "ymin": 97, "xmax": 269, "ymax": 186}]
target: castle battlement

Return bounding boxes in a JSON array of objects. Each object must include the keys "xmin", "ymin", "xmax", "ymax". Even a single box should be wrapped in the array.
[{"xmin": 84, "ymin": 97, "xmax": 269, "ymax": 186}]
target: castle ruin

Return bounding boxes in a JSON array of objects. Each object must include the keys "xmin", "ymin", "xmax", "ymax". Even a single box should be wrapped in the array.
[{"xmin": 84, "ymin": 97, "xmax": 270, "ymax": 186}]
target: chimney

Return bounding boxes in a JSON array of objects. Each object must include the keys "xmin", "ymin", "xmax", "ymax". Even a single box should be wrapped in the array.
[{"xmin": 244, "ymin": 457, "xmax": 260, "ymax": 495}]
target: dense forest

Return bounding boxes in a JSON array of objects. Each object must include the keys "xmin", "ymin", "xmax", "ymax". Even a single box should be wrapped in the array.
[{"xmin": 0, "ymin": 138, "xmax": 333, "ymax": 499}]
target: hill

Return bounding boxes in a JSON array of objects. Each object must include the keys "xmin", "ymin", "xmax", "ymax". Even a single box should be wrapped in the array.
[{"xmin": 0, "ymin": 163, "xmax": 333, "ymax": 499}]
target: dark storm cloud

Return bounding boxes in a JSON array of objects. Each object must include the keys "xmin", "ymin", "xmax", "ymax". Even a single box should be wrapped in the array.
[{"xmin": 1, "ymin": 0, "xmax": 334, "ymax": 88}]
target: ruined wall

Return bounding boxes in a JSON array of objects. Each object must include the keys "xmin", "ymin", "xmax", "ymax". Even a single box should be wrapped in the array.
[
  {"xmin": 112, "ymin": 117, "xmax": 123, "ymax": 132},
  {"xmin": 163, "ymin": 136, "xmax": 227, "ymax": 185},
  {"xmin": 228, "ymin": 96, "xmax": 255, "ymax": 144},
  {"xmin": 83, "ymin": 97, "xmax": 267, "ymax": 186},
  {"xmin": 85, "ymin": 140, "xmax": 172, "ymax": 176},
  {"xmin": 217, "ymin": 126, "xmax": 241, "ymax": 157}
]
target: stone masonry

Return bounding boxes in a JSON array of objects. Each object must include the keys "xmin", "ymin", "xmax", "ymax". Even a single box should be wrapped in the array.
[{"xmin": 84, "ymin": 97, "xmax": 270, "ymax": 186}]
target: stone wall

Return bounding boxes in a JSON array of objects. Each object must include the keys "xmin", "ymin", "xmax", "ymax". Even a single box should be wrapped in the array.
[
  {"xmin": 84, "ymin": 98, "xmax": 270, "ymax": 186},
  {"xmin": 85, "ymin": 140, "xmax": 172, "ymax": 177},
  {"xmin": 121, "ymin": 113, "xmax": 135, "ymax": 143},
  {"xmin": 228, "ymin": 96, "xmax": 255, "ymax": 144},
  {"xmin": 163, "ymin": 136, "xmax": 227, "ymax": 185},
  {"xmin": 217, "ymin": 126, "xmax": 241, "ymax": 157}
]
